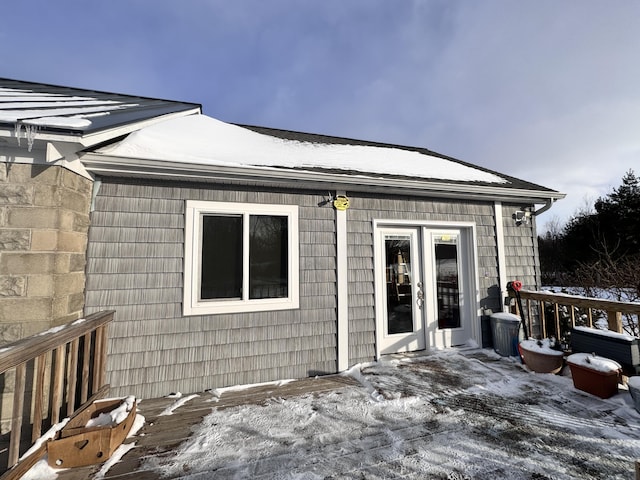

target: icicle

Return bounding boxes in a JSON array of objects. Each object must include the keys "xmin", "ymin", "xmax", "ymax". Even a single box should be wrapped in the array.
[
  {"xmin": 13, "ymin": 122, "xmax": 39, "ymax": 151},
  {"xmin": 14, "ymin": 122, "xmax": 23, "ymax": 147},
  {"xmin": 25, "ymin": 124, "xmax": 38, "ymax": 152}
]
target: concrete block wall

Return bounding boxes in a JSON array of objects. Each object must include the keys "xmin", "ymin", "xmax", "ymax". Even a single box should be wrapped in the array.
[{"xmin": 0, "ymin": 163, "xmax": 93, "ymax": 342}]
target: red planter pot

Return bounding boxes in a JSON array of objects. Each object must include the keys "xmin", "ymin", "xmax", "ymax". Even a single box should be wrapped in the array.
[{"xmin": 567, "ymin": 353, "xmax": 621, "ymax": 399}]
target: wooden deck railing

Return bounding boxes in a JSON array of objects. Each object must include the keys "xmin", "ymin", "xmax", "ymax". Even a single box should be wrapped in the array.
[
  {"xmin": 508, "ymin": 289, "xmax": 640, "ymax": 339},
  {"xmin": 0, "ymin": 310, "xmax": 114, "ymax": 476}
]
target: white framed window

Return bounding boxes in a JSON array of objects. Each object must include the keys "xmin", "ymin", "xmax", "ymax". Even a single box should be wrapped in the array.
[{"xmin": 184, "ymin": 200, "xmax": 299, "ymax": 315}]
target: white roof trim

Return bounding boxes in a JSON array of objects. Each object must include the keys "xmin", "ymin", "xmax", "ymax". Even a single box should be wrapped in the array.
[{"xmin": 80, "ymin": 152, "xmax": 566, "ymax": 204}]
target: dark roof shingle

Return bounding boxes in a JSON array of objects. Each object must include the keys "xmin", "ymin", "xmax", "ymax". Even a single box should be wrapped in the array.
[{"xmin": 0, "ymin": 78, "xmax": 200, "ymax": 136}]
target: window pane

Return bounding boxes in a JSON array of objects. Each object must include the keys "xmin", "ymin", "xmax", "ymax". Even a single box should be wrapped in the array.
[
  {"xmin": 201, "ymin": 215, "xmax": 242, "ymax": 300},
  {"xmin": 435, "ymin": 236, "xmax": 461, "ymax": 329},
  {"xmin": 249, "ymin": 215, "xmax": 288, "ymax": 299},
  {"xmin": 384, "ymin": 235, "xmax": 413, "ymax": 334}
]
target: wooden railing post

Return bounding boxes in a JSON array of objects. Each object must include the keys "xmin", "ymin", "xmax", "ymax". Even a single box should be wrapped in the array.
[
  {"xmin": 67, "ymin": 338, "xmax": 79, "ymax": 417},
  {"xmin": 50, "ymin": 346, "xmax": 65, "ymax": 425},
  {"xmin": 97, "ymin": 324, "xmax": 108, "ymax": 388},
  {"xmin": 92, "ymin": 326, "xmax": 104, "ymax": 393},
  {"xmin": 0, "ymin": 310, "xmax": 114, "ymax": 474},
  {"xmin": 8, "ymin": 363, "xmax": 26, "ymax": 468},
  {"xmin": 570, "ymin": 305, "xmax": 576, "ymax": 329},
  {"xmin": 81, "ymin": 331, "xmax": 91, "ymax": 404},
  {"xmin": 31, "ymin": 354, "xmax": 46, "ymax": 442},
  {"xmin": 607, "ymin": 310, "xmax": 623, "ymax": 333},
  {"xmin": 540, "ymin": 301, "xmax": 547, "ymax": 338}
]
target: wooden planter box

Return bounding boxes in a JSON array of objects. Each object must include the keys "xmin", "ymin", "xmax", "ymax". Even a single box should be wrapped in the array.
[
  {"xmin": 519, "ymin": 340, "xmax": 564, "ymax": 374},
  {"xmin": 567, "ymin": 353, "xmax": 621, "ymax": 399},
  {"xmin": 571, "ymin": 327, "xmax": 640, "ymax": 375},
  {"xmin": 47, "ymin": 397, "xmax": 137, "ymax": 468}
]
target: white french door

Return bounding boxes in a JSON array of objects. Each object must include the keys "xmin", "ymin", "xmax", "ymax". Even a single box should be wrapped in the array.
[
  {"xmin": 377, "ymin": 225, "xmax": 476, "ymax": 355},
  {"xmin": 423, "ymin": 229, "xmax": 473, "ymax": 348},
  {"xmin": 377, "ymin": 227, "xmax": 425, "ymax": 354}
]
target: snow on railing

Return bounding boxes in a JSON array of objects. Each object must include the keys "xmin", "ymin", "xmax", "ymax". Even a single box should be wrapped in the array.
[
  {"xmin": 508, "ymin": 289, "xmax": 640, "ymax": 340},
  {"xmin": 0, "ymin": 310, "xmax": 114, "ymax": 477}
]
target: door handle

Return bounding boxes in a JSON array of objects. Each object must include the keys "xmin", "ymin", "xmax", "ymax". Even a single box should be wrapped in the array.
[{"xmin": 416, "ymin": 282, "xmax": 424, "ymax": 308}]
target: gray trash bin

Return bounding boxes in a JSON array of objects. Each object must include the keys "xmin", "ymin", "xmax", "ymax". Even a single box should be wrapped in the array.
[{"xmin": 490, "ymin": 312, "xmax": 523, "ymax": 357}]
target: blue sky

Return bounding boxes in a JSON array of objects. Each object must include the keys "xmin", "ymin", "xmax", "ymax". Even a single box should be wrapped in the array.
[{"xmin": 3, "ymin": 1, "xmax": 639, "ymax": 230}]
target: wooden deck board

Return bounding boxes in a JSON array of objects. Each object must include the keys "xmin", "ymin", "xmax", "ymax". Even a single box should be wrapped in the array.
[{"xmin": 53, "ymin": 374, "xmax": 358, "ymax": 479}]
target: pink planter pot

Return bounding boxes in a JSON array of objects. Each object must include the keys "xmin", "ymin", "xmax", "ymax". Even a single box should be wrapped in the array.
[
  {"xmin": 519, "ymin": 343, "xmax": 564, "ymax": 374},
  {"xmin": 567, "ymin": 353, "xmax": 621, "ymax": 399}
]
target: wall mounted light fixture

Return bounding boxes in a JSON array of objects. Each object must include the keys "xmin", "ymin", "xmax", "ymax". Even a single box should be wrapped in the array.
[{"xmin": 513, "ymin": 210, "xmax": 531, "ymax": 226}]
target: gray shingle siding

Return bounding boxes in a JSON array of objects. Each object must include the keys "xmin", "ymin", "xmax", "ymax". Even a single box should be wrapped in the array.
[
  {"xmin": 85, "ymin": 178, "xmax": 338, "ymax": 398},
  {"xmin": 85, "ymin": 178, "xmax": 540, "ymax": 398},
  {"xmin": 501, "ymin": 203, "xmax": 540, "ymax": 289}
]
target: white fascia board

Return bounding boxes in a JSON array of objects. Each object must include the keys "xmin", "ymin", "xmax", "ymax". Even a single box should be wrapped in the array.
[
  {"xmin": 0, "ymin": 127, "xmax": 17, "ymax": 139},
  {"xmin": 0, "ymin": 144, "xmax": 46, "ymax": 163},
  {"xmin": 80, "ymin": 152, "xmax": 566, "ymax": 204},
  {"xmin": 0, "ymin": 142, "xmax": 93, "ymax": 180}
]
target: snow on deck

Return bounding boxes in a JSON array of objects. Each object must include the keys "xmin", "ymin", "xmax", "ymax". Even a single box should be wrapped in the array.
[
  {"xmin": 41, "ymin": 349, "xmax": 640, "ymax": 480},
  {"xmin": 99, "ymin": 114, "xmax": 509, "ymax": 184}
]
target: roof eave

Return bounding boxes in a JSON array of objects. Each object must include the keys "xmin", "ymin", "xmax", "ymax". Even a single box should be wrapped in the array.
[
  {"xmin": 0, "ymin": 107, "xmax": 201, "ymax": 149},
  {"xmin": 76, "ymin": 107, "xmax": 201, "ymax": 148},
  {"xmin": 80, "ymin": 153, "xmax": 566, "ymax": 204}
]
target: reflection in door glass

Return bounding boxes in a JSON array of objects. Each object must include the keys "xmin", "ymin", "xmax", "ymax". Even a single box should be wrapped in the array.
[
  {"xmin": 435, "ymin": 235, "xmax": 461, "ymax": 329},
  {"xmin": 385, "ymin": 236, "xmax": 413, "ymax": 334}
]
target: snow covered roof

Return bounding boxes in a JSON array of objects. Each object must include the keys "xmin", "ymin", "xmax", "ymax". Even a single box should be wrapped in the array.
[
  {"xmin": 0, "ymin": 79, "xmax": 562, "ymax": 202},
  {"xmin": 0, "ymin": 78, "xmax": 200, "ymax": 136},
  {"xmin": 97, "ymin": 115, "xmax": 506, "ymax": 184},
  {"xmin": 90, "ymin": 114, "xmax": 563, "ymax": 200}
]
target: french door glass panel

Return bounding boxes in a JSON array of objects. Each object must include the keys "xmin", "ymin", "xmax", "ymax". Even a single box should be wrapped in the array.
[
  {"xmin": 434, "ymin": 234, "xmax": 461, "ymax": 330},
  {"xmin": 378, "ymin": 228, "xmax": 425, "ymax": 354},
  {"xmin": 385, "ymin": 235, "xmax": 414, "ymax": 335},
  {"xmin": 425, "ymin": 229, "xmax": 473, "ymax": 348}
]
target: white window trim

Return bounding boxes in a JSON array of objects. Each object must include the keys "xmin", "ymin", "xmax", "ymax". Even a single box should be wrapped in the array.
[{"xmin": 184, "ymin": 200, "xmax": 299, "ymax": 316}]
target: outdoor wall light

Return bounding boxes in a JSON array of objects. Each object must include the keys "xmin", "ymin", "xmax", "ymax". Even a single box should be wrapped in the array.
[{"xmin": 513, "ymin": 210, "xmax": 531, "ymax": 226}]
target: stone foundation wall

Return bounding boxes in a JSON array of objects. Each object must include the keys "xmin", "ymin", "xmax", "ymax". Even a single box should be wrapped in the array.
[{"xmin": 0, "ymin": 163, "xmax": 93, "ymax": 342}]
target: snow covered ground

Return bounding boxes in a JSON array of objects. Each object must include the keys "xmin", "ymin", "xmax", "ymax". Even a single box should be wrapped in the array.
[{"xmin": 143, "ymin": 349, "xmax": 640, "ymax": 479}]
